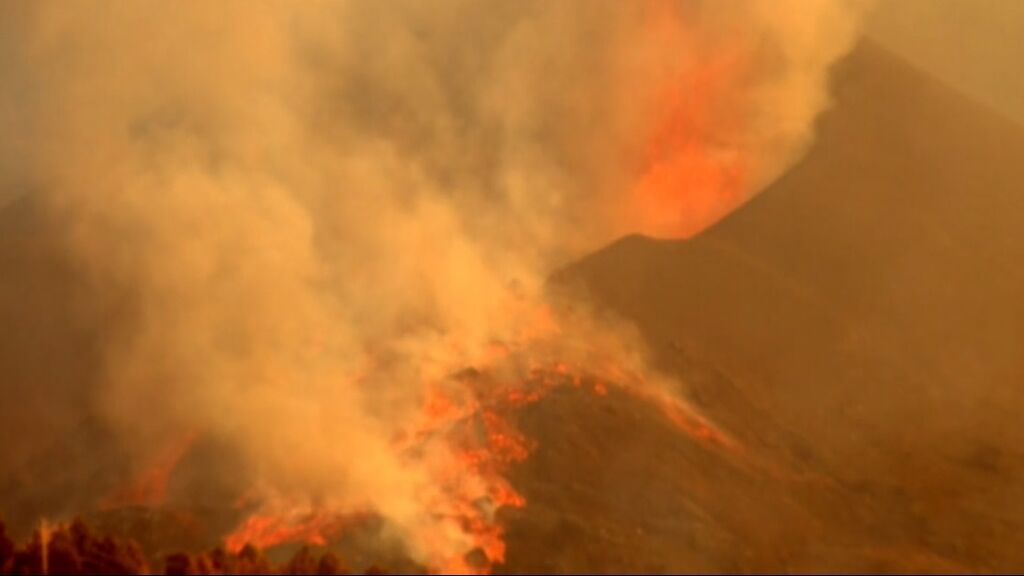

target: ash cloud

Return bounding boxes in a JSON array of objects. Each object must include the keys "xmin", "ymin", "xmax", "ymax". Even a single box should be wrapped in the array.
[{"xmin": 0, "ymin": 0, "xmax": 870, "ymax": 568}]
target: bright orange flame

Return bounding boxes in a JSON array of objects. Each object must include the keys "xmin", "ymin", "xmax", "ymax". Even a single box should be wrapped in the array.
[
  {"xmin": 224, "ymin": 511, "xmax": 357, "ymax": 554},
  {"xmin": 399, "ymin": 384, "xmax": 535, "ymax": 572},
  {"xmin": 628, "ymin": 4, "xmax": 751, "ymax": 238}
]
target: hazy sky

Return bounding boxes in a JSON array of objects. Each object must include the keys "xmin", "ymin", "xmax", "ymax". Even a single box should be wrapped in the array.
[{"xmin": 868, "ymin": 0, "xmax": 1024, "ymax": 126}]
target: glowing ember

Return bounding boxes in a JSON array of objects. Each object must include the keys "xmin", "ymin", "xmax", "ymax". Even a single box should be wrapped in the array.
[{"xmin": 224, "ymin": 511, "xmax": 351, "ymax": 554}]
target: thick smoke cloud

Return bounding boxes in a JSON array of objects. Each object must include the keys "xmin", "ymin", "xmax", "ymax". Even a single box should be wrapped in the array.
[{"xmin": 0, "ymin": 0, "xmax": 870, "ymax": 569}]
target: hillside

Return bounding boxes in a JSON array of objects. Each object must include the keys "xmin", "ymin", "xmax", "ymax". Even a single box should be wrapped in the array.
[{"xmin": 552, "ymin": 40, "xmax": 1024, "ymax": 572}]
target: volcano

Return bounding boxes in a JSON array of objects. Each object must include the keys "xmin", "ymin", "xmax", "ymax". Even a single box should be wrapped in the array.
[
  {"xmin": 3, "ymin": 38, "xmax": 1024, "ymax": 573},
  {"xmin": 550, "ymin": 40, "xmax": 1024, "ymax": 572}
]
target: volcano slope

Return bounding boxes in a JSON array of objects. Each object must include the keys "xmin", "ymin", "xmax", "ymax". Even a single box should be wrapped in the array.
[{"xmin": 523, "ymin": 40, "xmax": 1024, "ymax": 573}]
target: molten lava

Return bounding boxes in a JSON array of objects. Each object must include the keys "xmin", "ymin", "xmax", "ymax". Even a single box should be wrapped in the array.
[{"xmin": 628, "ymin": 2, "xmax": 752, "ymax": 239}]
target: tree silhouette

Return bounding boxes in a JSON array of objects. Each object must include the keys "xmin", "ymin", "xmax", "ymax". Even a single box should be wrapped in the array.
[{"xmin": 0, "ymin": 516, "xmax": 383, "ymax": 575}]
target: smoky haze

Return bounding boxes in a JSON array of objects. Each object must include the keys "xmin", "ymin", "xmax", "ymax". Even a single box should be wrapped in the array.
[
  {"xmin": 0, "ymin": 0, "xmax": 869, "ymax": 569},
  {"xmin": 867, "ymin": 0, "xmax": 1024, "ymax": 127}
]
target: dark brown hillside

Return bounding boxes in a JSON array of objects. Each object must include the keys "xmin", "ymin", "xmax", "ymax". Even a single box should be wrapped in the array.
[{"xmin": 555, "ymin": 40, "xmax": 1024, "ymax": 572}]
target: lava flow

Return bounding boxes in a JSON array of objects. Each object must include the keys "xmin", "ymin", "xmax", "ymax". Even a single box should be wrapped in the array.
[
  {"xmin": 225, "ymin": 511, "xmax": 356, "ymax": 555},
  {"xmin": 218, "ymin": 307, "xmax": 740, "ymax": 574}
]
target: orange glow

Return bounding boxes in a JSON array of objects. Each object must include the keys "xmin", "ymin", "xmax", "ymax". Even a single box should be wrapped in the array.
[
  {"xmin": 641, "ymin": 389, "xmax": 740, "ymax": 452},
  {"xmin": 225, "ymin": 511, "xmax": 355, "ymax": 554},
  {"xmin": 628, "ymin": 4, "xmax": 751, "ymax": 238},
  {"xmin": 101, "ymin": 430, "xmax": 200, "ymax": 509}
]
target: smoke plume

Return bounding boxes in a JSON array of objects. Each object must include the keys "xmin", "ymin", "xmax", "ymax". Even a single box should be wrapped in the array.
[{"xmin": 0, "ymin": 0, "xmax": 870, "ymax": 570}]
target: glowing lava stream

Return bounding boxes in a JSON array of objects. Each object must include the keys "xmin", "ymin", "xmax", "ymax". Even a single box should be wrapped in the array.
[
  {"xmin": 216, "ymin": 348, "xmax": 739, "ymax": 574},
  {"xmin": 209, "ymin": 304, "xmax": 743, "ymax": 573}
]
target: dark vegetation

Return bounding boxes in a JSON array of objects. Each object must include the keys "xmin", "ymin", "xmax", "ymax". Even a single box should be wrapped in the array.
[{"xmin": 0, "ymin": 517, "xmax": 389, "ymax": 575}]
